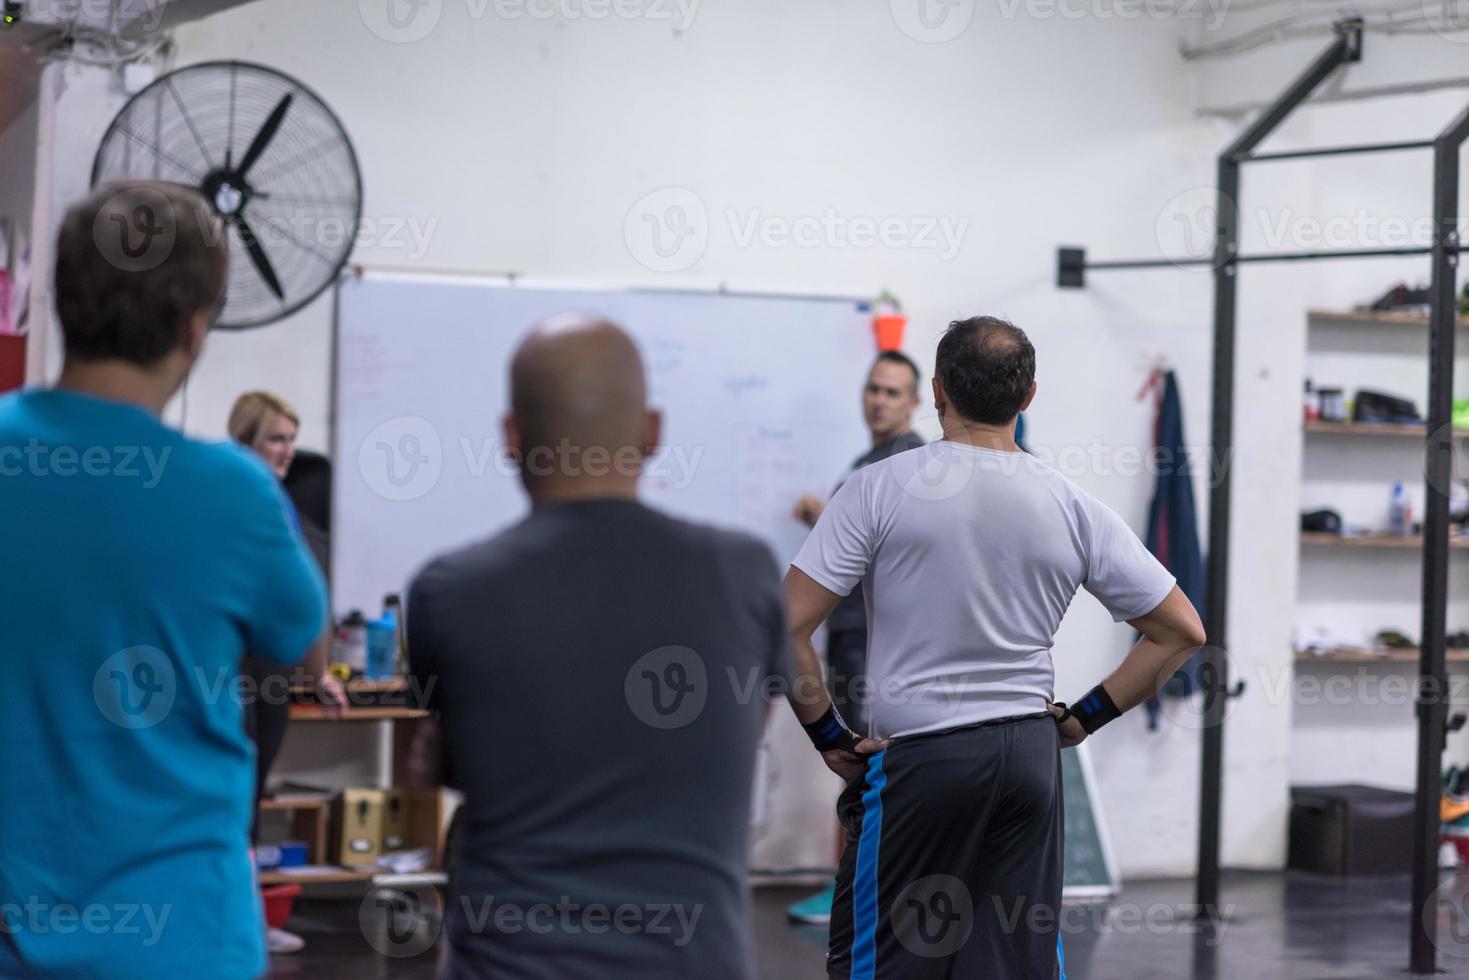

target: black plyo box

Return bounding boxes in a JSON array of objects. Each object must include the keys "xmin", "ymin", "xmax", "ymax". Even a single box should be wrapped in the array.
[{"xmin": 1288, "ymin": 783, "xmax": 1415, "ymax": 876}]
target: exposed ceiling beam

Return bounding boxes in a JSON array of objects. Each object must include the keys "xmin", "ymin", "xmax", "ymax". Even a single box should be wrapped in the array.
[
  {"xmin": 0, "ymin": 0, "xmax": 264, "ymax": 135},
  {"xmin": 15, "ymin": 0, "xmax": 264, "ymax": 39}
]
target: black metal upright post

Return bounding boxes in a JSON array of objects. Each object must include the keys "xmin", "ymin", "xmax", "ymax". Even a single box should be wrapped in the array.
[
  {"xmin": 1195, "ymin": 21, "xmax": 1364, "ymax": 920},
  {"xmin": 1410, "ymin": 102, "xmax": 1469, "ymax": 976},
  {"xmin": 1198, "ymin": 154, "xmax": 1237, "ymax": 923}
]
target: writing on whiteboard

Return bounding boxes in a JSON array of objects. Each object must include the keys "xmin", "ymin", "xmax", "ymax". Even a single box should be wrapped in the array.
[{"xmin": 724, "ymin": 374, "xmax": 769, "ymax": 399}]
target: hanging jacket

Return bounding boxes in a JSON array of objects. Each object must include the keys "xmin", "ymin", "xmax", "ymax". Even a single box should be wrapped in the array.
[{"xmin": 1143, "ymin": 370, "xmax": 1206, "ymax": 730}]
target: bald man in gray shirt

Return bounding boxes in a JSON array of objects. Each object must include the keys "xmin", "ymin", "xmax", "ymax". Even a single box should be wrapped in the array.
[{"xmin": 408, "ymin": 315, "xmax": 790, "ymax": 979}]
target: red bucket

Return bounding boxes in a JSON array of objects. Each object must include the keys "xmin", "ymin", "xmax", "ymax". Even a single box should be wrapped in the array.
[
  {"xmin": 262, "ymin": 883, "xmax": 301, "ymax": 930},
  {"xmin": 873, "ymin": 314, "xmax": 906, "ymax": 352}
]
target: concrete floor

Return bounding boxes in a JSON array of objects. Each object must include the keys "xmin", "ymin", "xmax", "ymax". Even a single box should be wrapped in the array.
[{"xmin": 265, "ymin": 871, "xmax": 1469, "ymax": 979}]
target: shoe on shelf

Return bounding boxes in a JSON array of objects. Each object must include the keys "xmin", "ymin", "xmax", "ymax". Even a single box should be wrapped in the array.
[
  {"xmin": 266, "ymin": 927, "xmax": 304, "ymax": 955},
  {"xmin": 1442, "ymin": 793, "xmax": 1469, "ymax": 827},
  {"xmin": 1374, "ymin": 629, "xmax": 1415, "ymax": 651},
  {"xmin": 787, "ymin": 883, "xmax": 835, "ymax": 925},
  {"xmin": 1364, "ymin": 282, "xmax": 1431, "ymax": 312}
]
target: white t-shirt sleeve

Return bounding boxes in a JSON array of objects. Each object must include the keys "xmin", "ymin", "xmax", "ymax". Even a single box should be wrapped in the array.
[
  {"xmin": 1082, "ymin": 498, "xmax": 1177, "ymax": 622},
  {"xmin": 791, "ymin": 473, "xmax": 873, "ymax": 597}
]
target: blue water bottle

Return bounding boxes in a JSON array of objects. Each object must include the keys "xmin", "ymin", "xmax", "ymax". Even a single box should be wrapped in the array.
[{"xmin": 366, "ymin": 618, "xmax": 396, "ymax": 680}]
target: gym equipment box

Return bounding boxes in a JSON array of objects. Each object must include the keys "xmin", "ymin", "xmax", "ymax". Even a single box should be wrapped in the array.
[{"xmin": 1288, "ymin": 784, "xmax": 1414, "ymax": 876}]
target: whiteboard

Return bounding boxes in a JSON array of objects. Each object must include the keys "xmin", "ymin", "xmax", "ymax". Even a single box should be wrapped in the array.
[
  {"xmin": 1062, "ymin": 743, "xmax": 1120, "ymax": 901},
  {"xmin": 332, "ymin": 272, "xmax": 874, "ymax": 616}
]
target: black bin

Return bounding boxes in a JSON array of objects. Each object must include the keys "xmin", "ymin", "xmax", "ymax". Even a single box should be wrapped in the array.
[{"xmin": 1288, "ymin": 784, "xmax": 1415, "ymax": 876}]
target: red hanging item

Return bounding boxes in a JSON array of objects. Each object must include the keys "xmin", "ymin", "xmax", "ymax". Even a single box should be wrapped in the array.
[
  {"xmin": 0, "ymin": 334, "xmax": 25, "ymax": 394},
  {"xmin": 872, "ymin": 291, "xmax": 905, "ymax": 351}
]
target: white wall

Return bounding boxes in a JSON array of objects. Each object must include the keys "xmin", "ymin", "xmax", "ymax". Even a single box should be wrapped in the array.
[
  {"xmin": 0, "ymin": 97, "xmax": 38, "ymax": 333},
  {"xmin": 0, "ymin": 101, "xmax": 38, "ymax": 249},
  {"xmin": 31, "ymin": 0, "xmax": 1466, "ymax": 879},
  {"xmin": 161, "ymin": 1, "xmax": 1233, "ymax": 878},
  {"xmin": 24, "ymin": 58, "xmax": 131, "ymax": 382},
  {"xmin": 14, "ymin": 0, "xmax": 1467, "ymax": 884}
]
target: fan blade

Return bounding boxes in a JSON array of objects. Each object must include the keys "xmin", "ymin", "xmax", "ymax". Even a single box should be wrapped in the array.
[
  {"xmin": 237, "ymin": 217, "xmax": 285, "ymax": 301},
  {"xmin": 237, "ymin": 93, "xmax": 294, "ymax": 179}
]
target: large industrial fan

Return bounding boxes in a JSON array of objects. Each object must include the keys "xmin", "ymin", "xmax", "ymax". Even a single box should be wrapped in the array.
[{"xmin": 92, "ymin": 61, "xmax": 362, "ymax": 330}]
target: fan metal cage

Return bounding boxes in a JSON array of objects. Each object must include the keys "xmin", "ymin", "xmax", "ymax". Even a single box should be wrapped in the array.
[{"xmin": 92, "ymin": 61, "xmax": 363, "ymax": 330}]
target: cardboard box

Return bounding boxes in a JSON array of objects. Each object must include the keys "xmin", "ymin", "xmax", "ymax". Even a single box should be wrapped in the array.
[
  {"xmin": 331, "ymin": 788, "xmax": 386, "ymax": 867},
  {"xmin": 401, "ymin": 787, "xmax": 462, "ymax": 869},
  {"xmin": 382, "ymin": 788, "xmax": 408, "ymax": 852}
]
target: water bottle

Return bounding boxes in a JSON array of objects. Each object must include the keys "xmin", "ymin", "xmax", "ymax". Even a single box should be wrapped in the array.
[
  {"xmin": 382, "ymin": 593, "xmax": 405, "ymax": 673},
  {"xmin": 1390, "ymin": 482, "xmax": 1409, "ymax": 536},
  {"xmin": 366, "ymin": 618, "xmax": 396, "ymax": 680},
  {"xmin": 335, "ymin": 610, "xmax": 368, "ymax": 674}
]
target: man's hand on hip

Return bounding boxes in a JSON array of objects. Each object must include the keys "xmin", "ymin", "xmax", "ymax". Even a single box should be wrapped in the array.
[
  {"xmin": 821, "ymin": 737, "xmax": 889, "ymax": 783},
  {"xmin": 1047, "ymin": 702, "xmax": 1087, "ymax": 748}
]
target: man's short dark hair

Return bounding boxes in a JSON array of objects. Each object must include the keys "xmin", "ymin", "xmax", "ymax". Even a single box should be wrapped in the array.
[
  {"xmin": 54, "ymin": 181, "xmax": 228, "ymax": 365},
  {"xmin": 935, "ymin": 316, "xmax": 1035, "ymax": 425},
  {"xmin": 872, "ymin": 350, "xmax": 921, "ymax": 395}
]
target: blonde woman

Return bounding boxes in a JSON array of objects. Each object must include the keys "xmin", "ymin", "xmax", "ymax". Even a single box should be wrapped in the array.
[
  {"xmin": 228, "ymin": 391, "xmax": 301, "ymax": 482},
  {"xmin": 229, "ymin": 391, "xmax": 345, "ymax": 955}
]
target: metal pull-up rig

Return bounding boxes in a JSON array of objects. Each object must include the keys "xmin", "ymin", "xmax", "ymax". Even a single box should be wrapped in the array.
[{"xmin": 1054, "ymin": 19, "xmax": 1468, "ymax": 974}]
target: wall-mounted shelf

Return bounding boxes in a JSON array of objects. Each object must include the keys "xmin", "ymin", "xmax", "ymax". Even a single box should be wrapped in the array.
[
  {"xmin": 259, "ymin": 868, "xmax": 375, "ymax": 886},
  {"xmin": 285, "ymin": 675, "xmax": 425, "ymax": 721},
  {"xmin": 258, "ymin": 868, "xmax": 449, "ymax": 887},
  {"xmin": 259, "ymin": 797, "xmax": 329, "ymax": 812},
  {"xmin": 256, "ymin": 791, "xmax": 452, "ymax": 889},
  {"xmin": 1304, "ymin": 420, "xmax": 1469, "ymax": 439},
  {"xmin": 1295, "ymin": 648, "xmax": 1469, "ymax": 664},
  {"xmin": 1300, "ymin": 532, "xmax": 1469, "ymax": 550},
  {"xmin": 288, "ymin": 677, "xmax": 410, "ymax": 696},
  {"xmin": 287, "ymin": 705, "xmax": 430, "ymax": 722},
  {"xmin": 1307, "ymin": 308, "xmax": 1469, "ymax": 330}
]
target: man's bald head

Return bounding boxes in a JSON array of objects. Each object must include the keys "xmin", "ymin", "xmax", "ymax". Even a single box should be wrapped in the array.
[{"xmin": 507, "ymin": 314, "xmax": 655, "ymax": 489}]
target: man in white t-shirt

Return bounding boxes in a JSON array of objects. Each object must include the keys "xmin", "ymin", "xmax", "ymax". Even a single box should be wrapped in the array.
[{"xmin": 784, "ymin": 316, "xmax": 1206, "ymax": 979}]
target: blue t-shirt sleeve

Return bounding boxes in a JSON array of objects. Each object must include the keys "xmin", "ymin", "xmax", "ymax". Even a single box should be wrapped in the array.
[{"xmin": 233, "ymin": 455, "xmax": 328, "ymax": 665}]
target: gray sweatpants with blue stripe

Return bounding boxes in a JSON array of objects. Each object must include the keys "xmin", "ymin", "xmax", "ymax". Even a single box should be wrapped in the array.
[{"xmin": 827, "ymin": 713, "xmax": 1066, "ymax": 979}]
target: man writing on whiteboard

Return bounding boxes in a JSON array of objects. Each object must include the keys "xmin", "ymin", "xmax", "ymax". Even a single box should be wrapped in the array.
[
  {"xmin": 785, "ymin": 316, "xmax": 1206, "ymax": 977},
  {"xmin": 787, "ymin": 350, "xmax": 924, "ymax": 925}
]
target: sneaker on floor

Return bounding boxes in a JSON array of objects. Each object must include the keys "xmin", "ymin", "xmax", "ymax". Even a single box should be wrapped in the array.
[
  {"xmin": 266, "ymin": 927, "xmax": 305, "ymax": 954},
  {"xmin": 787, "ymin": 883, "xmax": 835, "ymax": 925}
]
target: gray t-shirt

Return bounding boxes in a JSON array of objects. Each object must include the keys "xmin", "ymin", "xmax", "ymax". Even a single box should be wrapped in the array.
[
  {"xmin": 826, "ymin": 429, "xmax": 926, "ymax": 633},
  {"xmin": 407, "ymin": 498, "xmax": 790, "ymax": 980},
  {"xmin": 793, "ymin": 442, "xmax": 1175, "ymax": 738}
]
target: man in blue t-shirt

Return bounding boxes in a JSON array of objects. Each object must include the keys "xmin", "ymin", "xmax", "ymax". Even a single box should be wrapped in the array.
[{"xmin": 0, "ymin": 182, "xmax": 329, "ymax": 978}]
